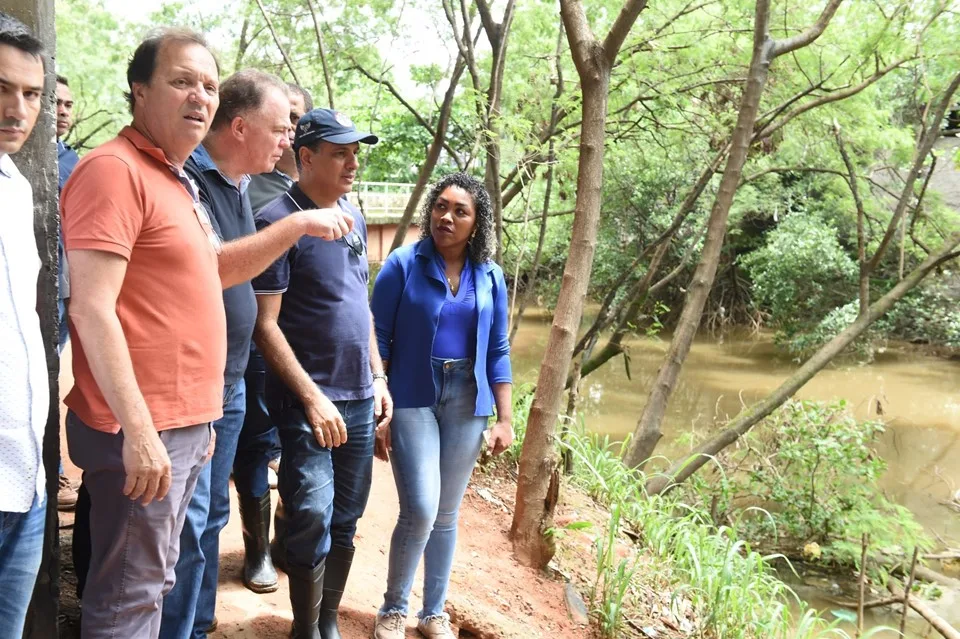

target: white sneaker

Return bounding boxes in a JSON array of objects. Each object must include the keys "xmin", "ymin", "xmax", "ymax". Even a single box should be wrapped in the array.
[
  {"xmin": 417, "ymin": 615, "xmax": 455, "ymax": 638},
  {"xmin": 373, "ymin": 611, "xmax": 406, "ymax": 639},
  {"xmin": 267, "ymin": 456, "xmax": 280, "ymax": 489}
]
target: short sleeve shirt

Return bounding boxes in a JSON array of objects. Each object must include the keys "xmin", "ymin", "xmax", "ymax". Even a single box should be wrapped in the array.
[
  {"xmin": 185, "ymin": 144, "xmax": 257, "ymax": 386},
  {"xmin": 252, "ymin": 185, "xmax": 372, "ymax": 401},
  {"xmin": 248, "ymin": 170, "xmax": 293, "ymax": 215},
  {"xmin": 61, "ymin": 126, "xmax": 227, "ymax": 433}
]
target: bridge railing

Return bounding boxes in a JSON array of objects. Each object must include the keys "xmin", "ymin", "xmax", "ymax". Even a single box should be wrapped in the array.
[{"xmin": 346, "ymin": 181, "xmax": 418, "ymax": 220}]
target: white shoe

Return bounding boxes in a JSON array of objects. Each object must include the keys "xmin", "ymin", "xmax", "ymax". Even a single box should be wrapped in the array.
[
  {"xmin": 267, "ymin": 456, "xmax": 280, "ymax": 489},
  {"xmin": 417, "ymin": 615, "xmax": 455, "ymax": 638},
  {"xmin": 373, "ymin": 611, "xmax": 406, "ymax": 639}
]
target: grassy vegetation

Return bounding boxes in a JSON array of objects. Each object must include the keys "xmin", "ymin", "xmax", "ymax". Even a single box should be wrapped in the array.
[{"xmin": 506, "ymin": 387, "xmax": 894, "ymax": 638}]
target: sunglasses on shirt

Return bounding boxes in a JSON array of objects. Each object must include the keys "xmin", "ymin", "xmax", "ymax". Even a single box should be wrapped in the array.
[{"xmin": 339, "ymin": 232, "xmax": 364, "ymax": 258}]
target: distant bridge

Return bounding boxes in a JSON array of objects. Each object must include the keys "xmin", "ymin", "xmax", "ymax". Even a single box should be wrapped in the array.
[
  {"xmin": 346, "ymin": 181, "xmax": 419, "ymax": 222},
  {"xmin": 346, "ymin": 181, "xmax": 421, "ymax": 261}
]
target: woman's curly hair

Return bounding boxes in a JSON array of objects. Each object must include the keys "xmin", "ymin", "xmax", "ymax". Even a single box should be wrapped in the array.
[{"xmin": 418, "ymin": 172, "xmax": 496, "ymax": 263}]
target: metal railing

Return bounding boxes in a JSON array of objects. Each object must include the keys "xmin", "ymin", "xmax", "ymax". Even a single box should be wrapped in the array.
[{"xmin": 347, "ymin": 181, "xmax": 418, "ymax": 220}]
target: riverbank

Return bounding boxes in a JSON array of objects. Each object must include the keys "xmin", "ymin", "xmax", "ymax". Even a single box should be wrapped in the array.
[{"xmin": 57, "ymin": 456, "xmax": 593, "ymax": 637}]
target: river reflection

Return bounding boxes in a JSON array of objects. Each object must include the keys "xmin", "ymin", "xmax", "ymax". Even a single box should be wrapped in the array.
[{"xmin": 511, "ymin": 316, "xmax": 960, "ymax": 559}]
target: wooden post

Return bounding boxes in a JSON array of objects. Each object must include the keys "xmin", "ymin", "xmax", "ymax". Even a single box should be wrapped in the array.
[
  {"xmin": 900, "ymin": 547, "xmax": 921, "ymax": 636},
  {"xmin": 6, "ymin": 1, "xmax": 61, "ymax": 638},
  {"xmin": 856, "ymin": 533, "xmax": 869, "ymax": 636}
]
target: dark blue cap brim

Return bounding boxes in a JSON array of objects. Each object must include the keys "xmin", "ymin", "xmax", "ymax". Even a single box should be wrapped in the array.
[{"xmin": 322, "ymin": 131, "xmax": 379, "ymax": 145}]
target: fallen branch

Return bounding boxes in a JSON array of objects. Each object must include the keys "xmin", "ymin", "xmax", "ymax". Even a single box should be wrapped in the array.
[
  {"xmin": 901, "ymin": 547, "xmax": 920, "ymax": 636},
  {"xmin": 887, "ymin": 580, "xmax": 960, "ymax": 639}
]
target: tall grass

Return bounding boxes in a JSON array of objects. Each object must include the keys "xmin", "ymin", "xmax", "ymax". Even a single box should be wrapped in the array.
[{"xmin": 525, "ymin": 413, "xmax": 888, "ymax": 639}]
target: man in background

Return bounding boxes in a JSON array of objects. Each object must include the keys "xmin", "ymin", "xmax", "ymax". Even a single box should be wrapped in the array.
[
  {"xmin": 232, "ymin": 82, "xmax": 313, "ymax": 596},
  {"xmin": 55, "ymin": 73, "xmax": 80, "ymax": 510}
]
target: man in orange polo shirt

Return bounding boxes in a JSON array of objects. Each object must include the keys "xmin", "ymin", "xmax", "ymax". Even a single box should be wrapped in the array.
[{"xmin": 60, "ymin": 28, "xmax": 353, "ymax": 639}]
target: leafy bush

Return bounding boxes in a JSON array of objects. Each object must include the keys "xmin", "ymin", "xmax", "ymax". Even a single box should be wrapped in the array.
[
  {"xmin": 884, "ymin": 280, "xmax": 960, "ymax": 348},
  {"xmin": 740, "ymin": 214, "xmax": 858, "ymax": 343},
  {"xmin": 693, "ymin": 400, "xmax": 930, "ymax": 567}
]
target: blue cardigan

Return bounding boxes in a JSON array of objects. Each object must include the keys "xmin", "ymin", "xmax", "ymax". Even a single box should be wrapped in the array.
[{"xmin": 371, "ymin": 238, "xmax": 512, "ymax": 416}]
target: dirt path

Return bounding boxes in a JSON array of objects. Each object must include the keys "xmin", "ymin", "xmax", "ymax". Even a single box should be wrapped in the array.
[{"xmin": 58, "ymin": 347, "xmax": 588, "ymax": 638}]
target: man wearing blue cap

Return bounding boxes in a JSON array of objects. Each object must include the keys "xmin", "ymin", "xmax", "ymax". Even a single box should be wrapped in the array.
[{"xmin": 253, "ymin": 108, "xmax": 393, "ymax": 639}]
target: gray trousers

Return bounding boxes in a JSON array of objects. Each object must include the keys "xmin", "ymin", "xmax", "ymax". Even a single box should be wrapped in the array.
[{"xmin": 66, "ymin": 411, "xmax": 211, "ymax": 639}]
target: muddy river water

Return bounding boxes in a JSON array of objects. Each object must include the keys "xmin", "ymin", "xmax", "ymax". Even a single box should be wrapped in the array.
[{"xmin": 510, "ymin": 318, "xmax": 960, "ymax": 636}]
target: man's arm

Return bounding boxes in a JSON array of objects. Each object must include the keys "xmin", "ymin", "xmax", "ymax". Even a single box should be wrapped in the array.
[
  {"xmin": 218, "ymin": 209, "xmax": 353, "ymax": 289},
  {"xmin": 67, "ymin": 249, "xmax": 172, "ymax": 504},
  {"xmin": 253, "ymin": 293, "xmax": 347, "ymax": 447}
]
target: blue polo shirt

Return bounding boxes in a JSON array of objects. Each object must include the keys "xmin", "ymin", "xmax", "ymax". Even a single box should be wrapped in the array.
[
  {"xmin": 57, "ymin": 140, "xmax": 80, "ymax": 303},
  {"xmin": 57, "ymin": 140, "xmax": 79, "ymax": 190},
  {"xmin": 184, "ymin": 144, "xmax": 258, "ymax": 386},
  {"xmin": 253, "ymin": 184, "xmax": 372, "ymax": 402}
]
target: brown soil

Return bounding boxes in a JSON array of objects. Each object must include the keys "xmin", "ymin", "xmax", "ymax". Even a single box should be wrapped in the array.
[
  {"xmin": 56, "ymin": 346, "xmax": 591, "ymax": 638},
  {"xmin": 59, "ymin": 463, "xmax": 591, "ymax": 638}
]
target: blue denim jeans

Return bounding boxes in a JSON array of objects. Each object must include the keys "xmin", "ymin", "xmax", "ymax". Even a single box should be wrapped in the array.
[
  {"xmin": 233, "ymin": 348, "xmax": 281, "ymax": 499},
  {"xmin": 271, "ymin": 392, "xmax": 375, "ymax": 570},
  {"xmin": 160, "ymin": 380, "xmax": 246, "ymax": 639},
  {"xmin": 380, "ymin": 358, "xmax": 488, "ymax": 619},
  {"xmin": 0, "ymin": 493, "xmax": 45, "ymax": 636}
]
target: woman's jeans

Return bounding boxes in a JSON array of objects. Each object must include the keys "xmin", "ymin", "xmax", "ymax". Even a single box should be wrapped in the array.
[{"xmin": 380, "ymin": 358, "xmax": 488, "ymax": 618}]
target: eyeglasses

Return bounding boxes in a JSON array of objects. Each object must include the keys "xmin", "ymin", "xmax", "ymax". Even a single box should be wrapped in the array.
[{"xmin": 339, "ymin": 232, "xmax": 364, "ymax": 258}]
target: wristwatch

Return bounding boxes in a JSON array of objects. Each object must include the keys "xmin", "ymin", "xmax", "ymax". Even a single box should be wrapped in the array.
[{"xmin": 372, "ymin": 373, "xmax": 388, "ymax": 383}]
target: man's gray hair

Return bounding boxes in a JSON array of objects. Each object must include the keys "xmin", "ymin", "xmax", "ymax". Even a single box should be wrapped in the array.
[{"xmin": 211, "ymin": 69, "xmax": 287, "ymax": 131}]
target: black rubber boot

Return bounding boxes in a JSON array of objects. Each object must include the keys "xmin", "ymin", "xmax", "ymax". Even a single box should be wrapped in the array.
[
  {"xmin": 239, "ymin": 491, "xmax": 279, "ymax": 593},
  {"xmin": 271, "ymin": 498, "xmax": 288, "ymax": 574},
  {"xmin": 287, "ymin": 561, "xmax": 325, "ymax": 639},
  {"xmin": 318, "ymin": 545, "xmax": 355, "ymax": 639}
]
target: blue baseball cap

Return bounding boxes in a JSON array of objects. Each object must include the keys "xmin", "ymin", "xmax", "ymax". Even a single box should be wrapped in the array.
[{"xmin": 294, "ymin": 108, "xmax": 379, "ymax": 149}]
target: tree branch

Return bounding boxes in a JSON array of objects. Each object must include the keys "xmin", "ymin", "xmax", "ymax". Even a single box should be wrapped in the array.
[
  {"xmin": 771, "ymin": 0, "xmax": 844, "ymax": 58},
  {"xmin": 254, "ymin": 0, "xmax": 302, "ymax": 86},
  {"xmin": 867, "ymin": 71, "xmax": 960, "ymax": 273},
  {"xmin": 754, "ymin": 56, "xmax": 914, "ymax": 141},
  {"xmin": 348, "ymin": 58, "xmax": 465, "ymax": 166},
  {"xmin": 305, "ymin": 0, "xmax": 335, "ymax": 108},
  {"xmin": 646, "ymin": 228, "xmax": 960, "ymax": 495},
  {"xmin": 602, "ymin": 0, "xmax": 650, "ymax": 67}
]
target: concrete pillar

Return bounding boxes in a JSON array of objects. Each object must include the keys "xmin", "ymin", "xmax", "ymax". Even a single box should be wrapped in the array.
[{"xmin": 6, "ymin": 1, "xmax": 61, "ymax": 637}]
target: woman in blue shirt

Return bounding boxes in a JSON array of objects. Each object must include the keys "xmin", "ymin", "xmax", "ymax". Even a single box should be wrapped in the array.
[{"xmin": 370, "ymin": 173, "xmax": 513, "ymax": 639}]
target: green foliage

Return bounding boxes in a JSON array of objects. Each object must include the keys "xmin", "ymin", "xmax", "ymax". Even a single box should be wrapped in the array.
[
  {"xmin": 589, "ymin": 504, "xmax": 639, "ymax": 638},
  {"xmin": 884, "ymin": 280, "xmax": 960, "ymax": 348},
  {"xmin": 740, "ymin": 214, "xmax": 858, "ymax": 342},
  {"xmin": 686, "ymin": 401, "xmax": 931, "ymax": 568},
  {"xmin": 56, "ymin": 0, "xmax": 139, "ymax": 150},
  {"xmin": 554, "ymin": 425, "xmax": 863, "ymax": 639},
  {"xmin": 780, "ymin": 301, "xmax": 885, "ymax": 360}
]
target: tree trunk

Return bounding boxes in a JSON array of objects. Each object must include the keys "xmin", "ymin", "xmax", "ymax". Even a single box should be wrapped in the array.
[
  {"xmin": 887, "ymin": 581, "xmax": 960, "ymax": 639},
  {"xmin": 8, "ymin": 1, "xmax": 62, "ymax": 637},
  {"xmin": 645, "ymin": 229, "xmax": 960, "ymax": 495},
  {"xmin": 623, "ymin": 0, "xmax": 845, "ymax": 469},
  {"xmin": 508, "ymin": 138, "xmax": 554, "ymax": 345},
  {"xmin": 387, "ymin": 58, "xmax": 467, "ymax": 255},
  {"xmin": 574, "ymin": 148, "xmax": 725, "ymax": 374},
  {"xmin": 623, "ymin": 1, "xmax": 777, "ymax": 469},
  {"xmin": 511, "ymin": 71, "xmax": 609, "ymax": 567},
  {"xmin": 511, "ymin": 0, "xmax": 650, "ymax": 567}
]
